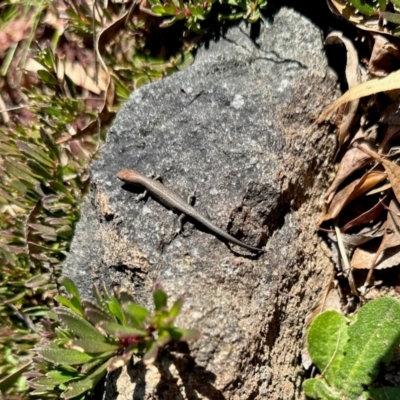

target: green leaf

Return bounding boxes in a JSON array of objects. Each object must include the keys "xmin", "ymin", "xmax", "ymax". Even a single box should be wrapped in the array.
[
  {"xmin": 25, "ymin": 274, "xmax": 51, "ymax": 288},
  {"xmin": 59, "ymin": 277, "xmax": 81, "ymax": 300},
  {"xmin": 153, "ymin": 288, "xmax": 168, "ymax": 310},
  {"xmin": 143, "ymin": 340, "xmax": 159, "ymax": 365},
  {"xmin": 168, "ymin": 297, "xmax": 183, "ymax": 320},
  {"xmin": 307, "ymin": 310, "xmax": 348, "ymax": 386},
  {"xmin": 362, "ymin": 387, "xmax": 400, "ymax": 399},
  {"xmin": 390, "ymin": 0, "xmax": 400, "ymax": 9},
  {"xmin": 167, "ymin": 327, "xmax": 201, "ymax": 341},
  {"xmin": 151, "ymin": 5, "xmax": 167, "ymax": 14},
  {"xmin": 70, "ymin": 339, "xmax": 120, "ymax": 353},
  {"xmin": 16, "ymin": 140, "xmax": 54, "ymax": 168},
  {"xmin": 55, "ymin": 308, "xmax": 106, "ymax": 342},
  {"xmin": 4, "ymin": 159, "xmax": 40, "ymax": 185},
  {"xmin": 125, "ymin": 304, "xmax": 149, "ymax": 329},
  {"xmin": 40, "ymin": 128, "xmax": 60, "ymax": 161},
  {"xmin": 92, "ymin": 284, "xmax": 110, "ymax": 312},
  {"xmin": 64, "ymin": 73, "xmax": 77, "ymax": 98},
  {"xmin": 302, "ymin": 378, "xmax": 341, "ymax": 400},
  {"xmin": 0, "ymin": 361, "xmax": 32, "ymax": 393},
  {"xmin": 156, "ymin": 329, "xmax": 171, "ymax": 347},
  {"xmin": 55, "ymin": 295, "xmax": 84, "ymax": 316},
  {"xmin": 37, "ymin": 69, "xmax": 59, "ymax": 85},
  {"xmin": 32, "ymin": 372, "xmax": 80, "ymax": 387},
  {"xmin": 46, "ymin": 369, "xmax": 82, "ymax": 384},
  {"xmin": 337, "ymin": 297, "xmax": 400, "ymax": 398},
  {"xmin": 347, "ymin": 0, "xmax": 376, "ymax": 16},
  {"xmin": 84, "ymin": 304, "xmax": 116, "ymax": 325},
  {"xmin": 381, "ymin": 11, "xmax": 400, "ymax": 25},
  {"xmin": 107, "ymin": 296, "xmax": 126, "ymax": 325},
  {"xmin": 99, "ymin": 322, "xmax": 148, "ymax": 338},
  {"xmin": 38, "ymin": 347, "xmax": 93, "ymax": 365},
  {"xmin": 62, "ymin": 361, "xmax": 109, "ymax": 399},
  {"xmin": 27, "ymin": 159, "xmax": 53, "ymax": 180}
]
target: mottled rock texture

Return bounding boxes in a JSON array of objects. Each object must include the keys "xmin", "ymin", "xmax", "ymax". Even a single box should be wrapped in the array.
[{"xmin": 63, "ymin": 6, "xmax": 339, "ymax": 399}]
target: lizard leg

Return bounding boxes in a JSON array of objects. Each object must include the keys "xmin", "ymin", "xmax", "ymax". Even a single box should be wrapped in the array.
[
  {"xmin": 188, "ymin": 185, "xmax": 197, "ymax": 206},
  {"xmin": 176, "ymin": 213, "xmax": 186, "ymax": 234},
  {"xmin": 136, "ymin": 189, "xmax": 148, "ymax": 202},
  {"xmin": 175, "ymin": 187, "xmax": 197, "ymax": 234},
  {"xmin": 149, "ymin": 173, "xmax": 162, "ymax": 182}
]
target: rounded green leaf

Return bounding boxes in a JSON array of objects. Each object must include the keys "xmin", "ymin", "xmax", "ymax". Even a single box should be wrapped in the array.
[
  {"xmin": 337, "ymin": 297, "xmax": 400, "ymax": 398},
  {"xmin": 307, "ymin": 310, "xmax": 348, "ymax": 385}
]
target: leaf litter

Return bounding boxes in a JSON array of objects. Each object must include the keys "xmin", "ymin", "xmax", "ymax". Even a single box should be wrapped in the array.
[{"xmin": 317, "ymin": 25, "xmax": 400, "ymax": 303}]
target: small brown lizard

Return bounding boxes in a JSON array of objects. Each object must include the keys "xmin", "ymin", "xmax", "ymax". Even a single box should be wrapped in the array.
[{"xmin": 117, "ymin": 169, "xmax": 263, "ymax": 253}]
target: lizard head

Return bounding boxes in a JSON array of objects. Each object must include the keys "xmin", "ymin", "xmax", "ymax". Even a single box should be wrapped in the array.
[{"xmin": 116, "ymin": 169, "xmax": 144, "ymax": 184}]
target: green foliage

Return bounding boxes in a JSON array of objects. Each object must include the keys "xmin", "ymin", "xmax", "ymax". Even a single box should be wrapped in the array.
[
  {"xmin": 27, "ymin": 278, "xmax": 200, "ymax": 399},
  {"xmin": 219, "ymin": 0, "xmax": 267, "ymax": 22},
  {"xmin": 345, "ymin": 0, "xmax": 400, "ymax": 34},
  {"xmin": 145, "ymin": 0, "xmax": 267, "ymax": 32},
  {"xmin": 346, "ymin": 0, "xmax": 377, "ymax": 16},
  {"xmin": 303, "ymin": 297, "xmax": 400, "ymax": 400}
]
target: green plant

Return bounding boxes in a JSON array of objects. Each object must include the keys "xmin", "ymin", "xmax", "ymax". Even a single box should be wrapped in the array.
[
  {"xmin": 144, "ymin": 0, "xmax": 267, "ymax": 32},
  {"xmin": 219, "ymin": 0, "xmax": 267, "ymax": 23},
  {"xmin": 303, "ymin": 297, "xmax": 400, "ymax": 400},
  {"xmin": 26, "ymin": 277, "xmax": 200, "ymax": 399}
]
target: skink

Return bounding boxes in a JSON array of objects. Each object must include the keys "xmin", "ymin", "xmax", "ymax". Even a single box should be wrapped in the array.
[{"xmin": 117, "ymin": 169, "xmax": 263, "ymax": 253}]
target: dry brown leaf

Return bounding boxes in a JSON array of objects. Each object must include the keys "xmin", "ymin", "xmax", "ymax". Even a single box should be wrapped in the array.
[
  {"xmin": 352, "ymin": 244, "xmax": 400, "ymax": 270},
  {"xmin": 95, "ymin": 10, "xmax": 129, "ymax": 73},
  {"xmin": 57, "ymin": 59, "xmax": 108, "ymax": 94},
  {"xmin": 0, "ymin": 16, "xmax": 33, "ymax": 56},
  {"xmin": 324, "ymin": 146, "xmax": 372, "ymax": 203},
  {"xmin": 366, "ymin": 182, "xmax": 391, "ymax": 195},
  {"xmin": 329, "ymin": 222, "xmax": 385, "ymax": 249},
  {"xmin": 369, "ymin": 34, "xmax": 400, "ymax": 77},
  {"xmin": 321, "ymin": 170, "xmax": 387, "ymax": 223},
  {"xmin": 356, "ymin": 143, "xmax": 400, "ymax": 204},
  {"xmin": 316, "ymin": 69, "xmax": 400, "ymax": 124},
  {"xmin": 341, "ymin": 193, "xmax": 389, "ymax": 232},
  {"xmin": 326, "ymin": 31, "xmax": 362, "ymax": 147},
  {"xmin": 378, "ymin": 125, "xmax": 400, "ymax": 152},
  {"xmin": 363, "ymin": 199, "xmax": 400, "ymax": 284}
]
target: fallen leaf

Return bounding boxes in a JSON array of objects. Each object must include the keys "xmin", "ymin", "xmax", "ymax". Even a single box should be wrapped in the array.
[
  {"xmin": 321, "ymin": 170, "xmax": 387, "ymax": 222},
  {"xmin": 341, "ymin": 193, "xmax": 389, "ymax": 232},
  {"xmin": 324, "ymin": 146, "xmax": 372, "ymax": 203},
  {"xmin": 0, "ymin": 16, "xmax": 33, "ymax": 56},
  {"xmin": 57, "ymin": 59, "xmax": 108, "ymax": 94},
  {"xmin": 352, "ymin": 244, "xmax": 400, "ymax": 270},
  {"xmin": 316, "ymin": 68, "xmax": 400, "ymax": 124},
  {"xmin": 328, "ymin": 220, "xmax": 385, "ymax": 249},
  {"xmin": 326, "ymin": 31, "xmax": 362, "ymax": 147},
  {"xmin": 369, "ymin": 34, "xmax": 400, "ymax": 77},
  {"xmin": 356, "ymin": 143, "xmax": 400, "ymax": 204},
  {"xmin": 364, "ymin": 199, "xmax": 400, "ymax": 284},
  {"xmin": 365, "ymin": 182, "xmax": 391, "ymax": 195},
  {"xmin": 378, "ymin": 125, "xmax": 400, "ymax": 152}
]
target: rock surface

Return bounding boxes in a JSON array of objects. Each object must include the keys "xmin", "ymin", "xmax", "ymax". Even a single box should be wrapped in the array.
[{"xmin": 63, "ymin": 7, "xmax": 338, "ymax": 399}]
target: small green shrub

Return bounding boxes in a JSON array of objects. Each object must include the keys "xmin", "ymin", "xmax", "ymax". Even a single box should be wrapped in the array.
[
  {"xmin": 303, "ymin": 297, "xmax": 400, "ymax": 400},
  {"xmin": 26, "ymin": 277, "xmax": 200, "ymax": 400}
]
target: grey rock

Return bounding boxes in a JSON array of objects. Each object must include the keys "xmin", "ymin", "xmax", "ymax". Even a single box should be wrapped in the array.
[{"xmin": 63, "ymin": 7, "xmax": 338, "ymax": 400}]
